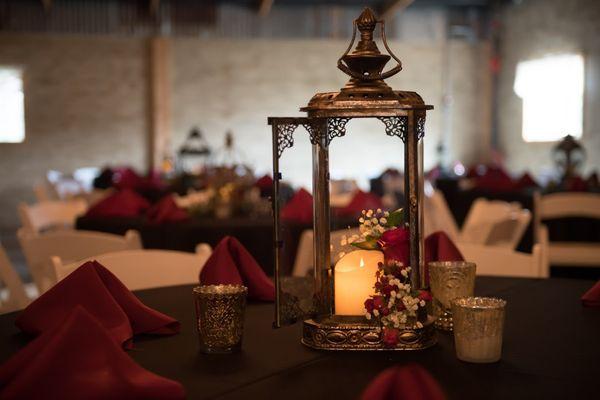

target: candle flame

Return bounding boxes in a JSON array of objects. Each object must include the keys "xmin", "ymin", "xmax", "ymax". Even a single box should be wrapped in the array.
[{"xmin": 359, "ymin": 258, "xmax": 365, "ymax": 268}]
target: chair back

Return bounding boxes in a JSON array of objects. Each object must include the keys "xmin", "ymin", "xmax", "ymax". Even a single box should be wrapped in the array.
[
  {"xmin": 52, "ymin": 248, "xmax": 211, "ymax": 291},
  {"xmin": 18, "ymin": 229, "xmax": 142, "ymax": 293},
  {"xmin": 292, "ymin": 228, "xmax": 360, "ymax": 277},
  {"xmin": 460, "ymin": 198, "xmax": 529, "ymax": 249},
  {"xmin": 458, "ymin": 242, "xmax": 548, "ymax": 278},
  {"xmin": 0, "ymin": 243, "xmax": 31, "ymax": 313},
  {"xmin": 18, "ymin": 199, "xmax": 88, "ymax": 234},
  {"xmin": 534, "ymin": 192, "xmax": 600, "ymax": 266},
  {"xmin": 424, "ymin": 190, "xmax": 460, "ymax": 240}
]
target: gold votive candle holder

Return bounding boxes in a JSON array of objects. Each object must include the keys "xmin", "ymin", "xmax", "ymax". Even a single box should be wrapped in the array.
[
  {"xmin": 428, "ymin": 261, "xmax": 476, "ymax": 331},
  {"xmin": 193, "ymin": 284, "xmax": 248, "ymax": 354},
  {"xmin": 451, "ymin": 297, "xmax": 506, "ymax": 363}
]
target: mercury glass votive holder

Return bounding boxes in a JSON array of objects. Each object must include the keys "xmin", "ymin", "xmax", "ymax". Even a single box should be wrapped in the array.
[
  {"xmin": 428, "ymin": 261, "xmax": 476, "ymax": 331},
  {"xmin": 451, "ymin": 297, "xmax": 506, "ymax": 363},
  {"xmin": 193, "ymin": 284, "xmax": 248, "ymax": 354}
]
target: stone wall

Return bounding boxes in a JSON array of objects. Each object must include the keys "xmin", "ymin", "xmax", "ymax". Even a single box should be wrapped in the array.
[
  {"xmin": 0, "ymin": 33, "xmax": 150, "ymax": 228},
  {"xmin": 498, "ymin": 0, "xmax": 600, "ymax": 176},
  {"xmin": 0, "ymin": 34, "xmax": 486, "ymax": 228}
]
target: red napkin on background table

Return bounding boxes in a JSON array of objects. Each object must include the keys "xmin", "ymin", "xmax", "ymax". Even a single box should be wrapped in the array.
[
  {"xmin": 255, "ymin": 175, "xmax": 273, "ymax": 191},
  {"xmin": 85, "ymin": 188, "xmax": 151, "ymax": 218},
  {"xmin": 424, "ymin": 231, "xmax": 464, "ymax": 285},
  {"xmin": 146, "ymin": 195, "xmax": 189, "ymax": 224},
  {"xmin": 565, "ymin": 175, "xmax": 588, "ymax": 192},
  {"xmin": 581, "ymin": 281, "xmax": 600, "ymax": 307},
  {"xmin": 338, "ymin": 191, "xmax": 384, "ymax": 217},
  {"xmin": 515, "ymin": 172, "xmax": 538, "ymax": 189},
  {"xmin": 474, "ymin": 166, "xmax": 515, "ymax": 192},
  {"xmin": 16, "ymin": 261, "xmax": 179, "ymax": 347},
  {"xmin": 281, "ymin": 188, "xmax": 313, "ymax": 224},
  {"xmin": 360, "ymin": 364, "xmax": 446, "ymax": 400},
  {"xmin": 0, "ymin": 307, "xmax": 185, "ymax": 400},
  {"xmin": 200, "ymin": 236, "xmax": 275, "ymax": 301}
]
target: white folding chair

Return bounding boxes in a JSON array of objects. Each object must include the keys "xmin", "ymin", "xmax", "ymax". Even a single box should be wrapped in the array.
[
  {"xmin": 52, "ymin": 246, "xmax": 212, "ymax": 291},
  {"xmin": 424, "ymin": 189, "xmax": 460, "ymax": 240},
  {"xmin": 534, "ymin": 192, "xmax": 600, "ymax": 267},
  {"xmin": 292, "ymin": 228, "xmax": 360, "ymax": 277},
  {"xmin": 18, "ymin": 229, "xmax": 142, "ymax": 293},
  {"xmin": 459, "ymin": 198, "xmax": 530, "ymax": 249},
  {"xmin": 0, "ymin": 243, "xmax": 31, "ymax": 313},
  {"xmin": 458, "ymin": 242, "xmax": 549, "ymax": 278},
  {"xmin": 18, "ymin": 199, "xmax": 88, "ymax": 234}
]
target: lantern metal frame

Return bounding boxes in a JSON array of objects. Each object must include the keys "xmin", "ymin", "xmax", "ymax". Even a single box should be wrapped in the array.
[{"xmin": 269, "ymin": 8, "xmax": 436, "ymax": 351}]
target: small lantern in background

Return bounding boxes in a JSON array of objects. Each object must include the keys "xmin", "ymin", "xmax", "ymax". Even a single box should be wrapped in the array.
[
  {"xmin": 552, "ymin": 134, "xmax": 585, "ymax": 182},
  {"xmin": 177, "ymin": 127, "xmax": 212, "ymax": 174}
]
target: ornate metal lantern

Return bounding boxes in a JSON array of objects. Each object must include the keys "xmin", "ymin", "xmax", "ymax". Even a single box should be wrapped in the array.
[
  {"xmin": 269, "ymin": 8, "xmax": 435, "ymax": 350},
  {"xmin": 552, "ymin": 134, "xmax": 585, "ymax": 181}
]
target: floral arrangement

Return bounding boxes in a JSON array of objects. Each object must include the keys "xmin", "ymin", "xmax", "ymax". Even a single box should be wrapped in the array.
[{"xmin": 341, "ymin": 208, "xmax": 431, "ymax": 348}]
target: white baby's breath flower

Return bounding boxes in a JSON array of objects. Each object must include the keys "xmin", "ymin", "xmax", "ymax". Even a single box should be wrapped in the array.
[
  {"xmin": 362, "ymin": 210, "xmax": 367, "ymax": 215},
  {"xmin": 380, "ymin": 217, "xmax": 387, "ymax": 224},
  {"xmin": 366, "ymin": 209, "xmax": 373, "ymax": 218},
  {"xmin": 338, "ymin": 251, "xmax": 346, "ymax": 259},
  {"xmin": 416, "ymin": 321, "xmax": 423, "ymax": 329},
  {"xmin": 401, "ymin": 269, "xmax": 408, "ymax": 277},
  {"xmin": 340, "ymin": 236, "xmax": 347, "ymax": 246},
  {"xmin": 373, "ymin": 309, "xmax": 379, "ymax": 317},
  {"xmin": 359, "ymin": 217, "xmax": 365, "ymax": 223},
  {"xmin": 365, "ymin": 312, "xmax": 372, "ymax": 320},
  {"xmin": 384, "ymin": 211, "xmax": 390, "ymax": 217},
  {"xmin": 347, "ymin": 236, "xmax": 355, "ymax": 244},
  {"xmin": 419, "ymin": 300, "xmax": 426, "ymax": 307},
  {"xmin": 377, "ymin": 208, "xmax": 382, "ymax": 214},
  {"xmin": 390, "ymin": 290, "xmax": 397, "ymax": 298},
  {"xmin": 371, "ymin": 218, "xmax": 378, "ymax": 224}
]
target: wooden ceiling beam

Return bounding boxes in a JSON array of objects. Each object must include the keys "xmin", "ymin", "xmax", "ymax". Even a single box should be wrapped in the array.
[
  {"xmin": 41, "ymin": 0, "xmax": 52, "ymax": 12},
  {"xmin": 378, "ymin": 0, "xmax": 414, "ymax": 20},
  {"xmin": 150, "ymin": 0, "xmax": 160, "ymax": 16},
  {"xmin": 257, "ymin": 0, "xmax": 274, "ymax": 17}
]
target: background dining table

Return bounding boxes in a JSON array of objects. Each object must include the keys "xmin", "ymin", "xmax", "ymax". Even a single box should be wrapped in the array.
[{"xmin": 0, "ymin": 276, "xmax": 598, "ymax": 399}]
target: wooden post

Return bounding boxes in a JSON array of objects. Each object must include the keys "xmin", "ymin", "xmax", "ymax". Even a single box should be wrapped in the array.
[{"xmin": 149, "ymin": 37, "xmax": 172, "ymax": 171}]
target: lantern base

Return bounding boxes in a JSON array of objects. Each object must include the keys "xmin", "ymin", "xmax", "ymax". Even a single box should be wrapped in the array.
[{"xmin": 301, "ymin": 315, "xmax": 437, "ymax": 351}]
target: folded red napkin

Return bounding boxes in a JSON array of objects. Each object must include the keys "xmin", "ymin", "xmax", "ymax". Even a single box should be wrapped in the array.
[
  {"xmin": 86, "ymin": 188, "xmax": 151, "ymax": 218},
  {"xmin": 281, "ymin": 188, "xmax": 313, "ymax": 224},
  {"xmin": 338, "ymin": 191, "xmax": 384, "ymax": 217},
  {"xmin": 200, "ymin": 236, "xmax": 275, "ymax": 301},
  {"xmin": 255, "ymin": 174, "xmax": 274, "ymax": 191},
  {"xmin": 515, "ymin": 172, "xmax": 538, "ymax": 189},
  {"xmin": 16, "ymin": 261, "xmax": 179, "ymax": 347},
  {"xmin": 474, "ymin": 166, "xmax": 515, "ymax": 192},
  {"xmin": 565, "ymin": 175, "xmax": 588, "ymax": 192},
  {"xmin": 360, "ymin": 364, "xmax": 446, "ymax": 400},
  {"xmin": 587, "ymin": 172, "xmax": 599, "ymax": 189},
  {"xmin": 0, "ymin": 307, "xmax": 185, "ymax": 400},
  {"xmin": 424, "ymin": 231, "xmax": 464, "ymax": 285},
  {"xmin": 146, "ymin": 195, "xmax": 189, "ymax": 224},
  {"xmin": 581, "ymin": 281, "xmax": 600, "ymax": 307}
]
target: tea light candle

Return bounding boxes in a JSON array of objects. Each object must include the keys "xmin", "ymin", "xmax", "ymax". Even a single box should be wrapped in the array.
[{"xmin": 334, "ymin": 250, "xmax": 383, "ymax": 316}]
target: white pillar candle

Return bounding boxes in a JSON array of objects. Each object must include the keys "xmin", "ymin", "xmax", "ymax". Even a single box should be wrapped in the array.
[{"xmin": 334, "ymin": 250, "xmax": 384, "ymax": 316}]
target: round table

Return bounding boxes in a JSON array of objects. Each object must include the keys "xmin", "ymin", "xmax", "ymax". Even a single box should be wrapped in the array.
[{"xmin": 0, "ymin": 277, "xmax": 598, "ymax": 399}]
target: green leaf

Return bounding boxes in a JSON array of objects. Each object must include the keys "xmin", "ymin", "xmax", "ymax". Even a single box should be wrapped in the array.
[
  {"xmin": 351, "ymin": 236, "xmax": 380, "ymax": 250},
  {"xmin": 385, "ymin": 208, "xmax": 404, "ymax": 228}
]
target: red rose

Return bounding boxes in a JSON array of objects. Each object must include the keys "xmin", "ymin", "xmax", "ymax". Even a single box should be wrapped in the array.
[
  {"xmin": 373, "ymin": 296, "xmax": 384, "ymax": 310},
  {"xmin": 381, "ymin": 307, "xmax": 390, "ymax": 316},
  {"xmin": 418, "ymin": 290, "xmax": 432, "ymax": 302},
  {"xmin": 379, "ymin": 227, "xmax": 410, "ymax": 266},
  {"xmin": 364, "ymin": 298, "xmax": 375, "ymax": 313},
  {"xmin": 382, "ymin": 327, "xmax": 399, "ymax": 348}
]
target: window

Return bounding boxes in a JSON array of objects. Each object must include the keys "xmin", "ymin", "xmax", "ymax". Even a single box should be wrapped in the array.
[
  {"xmin": 514, "ymin": 54, "xmax": 584, "ymax": 142},
  {"xmin": 0, "ymin": 67, "xmax": 25, "ymax": 143}
]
